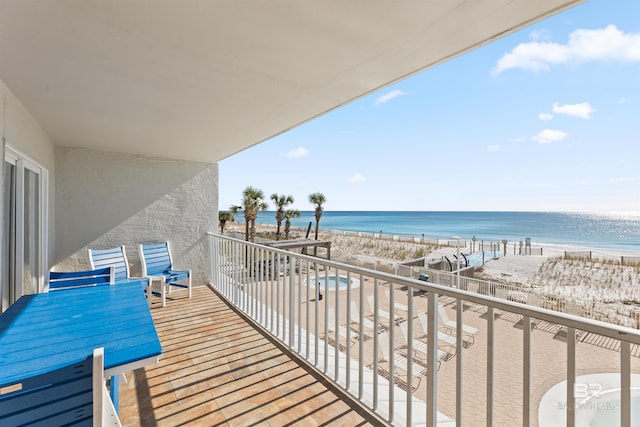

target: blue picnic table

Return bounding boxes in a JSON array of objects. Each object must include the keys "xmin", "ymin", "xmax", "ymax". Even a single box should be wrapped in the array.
[{"xmin": 0, "ymin": 281, "xmax": 162, "ymax": 411}]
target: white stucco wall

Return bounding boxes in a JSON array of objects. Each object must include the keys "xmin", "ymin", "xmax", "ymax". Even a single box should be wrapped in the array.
[
  {"xmin": 0, "ymin": 79, "xmax": 56, "ymax": 267},
  {"xmin": 54, "ymin": 147, "xmax": 218, "ymax": 285}
]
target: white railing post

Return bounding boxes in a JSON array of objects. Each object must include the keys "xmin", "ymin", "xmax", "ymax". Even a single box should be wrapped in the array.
[
  {"xmin": 456, "ymin": 298, "xmax": 463, "ymax": 427},
  {"xmin": 566, "ymin": 327, "xmax": 576, "ymax": 427},
  {"xmin": 427, "ymin": 291, "xmax": 438, "ymax": 427},
  {"xmin": 487, "ymin": 307, "xmax": 494, "ymax": 427},
  {"xmin": 406, "ymin": 287, "xmax": 414, "ymax": 426},
  {"xmin": 288, "ymin": 256, "xmax": 295, "ymax": 348},
  {"xmin": 621, "ymin": 340, "xmax": 631, "ymax": 427},
  {"xmin": 523, "ymin": 316, "xmax": 531, "ymax": 427}
]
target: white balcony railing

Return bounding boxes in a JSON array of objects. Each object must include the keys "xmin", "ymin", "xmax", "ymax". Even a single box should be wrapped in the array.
[{"xmin": 207, "ymin": 233, "xmax": 640, "ymax": 427}]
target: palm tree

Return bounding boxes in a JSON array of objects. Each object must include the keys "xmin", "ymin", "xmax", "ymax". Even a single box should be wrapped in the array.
[
  {"xmin": 231, "ymin": 186, "xmax": 268, "ymax": 242},
  {"xmin": 283, "ymin": 209, "xmax": 300, "ymax": 239},
  {"xmin": 218, "ymin": 211, "xmax": 235, "ymax": 234},
  {"xmin": 308, "ymin": 192, "xmax": 326, "ymax": 255},
  {"xmin": 270, "ymin": 194, "xmax": 294, "ymax": 240}
]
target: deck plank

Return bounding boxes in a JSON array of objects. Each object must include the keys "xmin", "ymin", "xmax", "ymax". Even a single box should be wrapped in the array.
[{"xmin": 118, "ymin": 286, "xmax": 376, "ymax": 426}]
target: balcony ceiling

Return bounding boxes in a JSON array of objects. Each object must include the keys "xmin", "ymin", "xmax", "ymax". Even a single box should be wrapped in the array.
[{"xmin": 0, "ymin": 1, "xmax": 582, "ymax": 162}]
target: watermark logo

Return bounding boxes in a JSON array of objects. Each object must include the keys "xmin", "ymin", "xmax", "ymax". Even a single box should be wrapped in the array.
[
  {"xmin": 556, "ymin": 383, "xmax": 618, "ymax": 411},
  {"xmin": 574, "ymin": 383, "xmax": 603, "ymax": 399}
]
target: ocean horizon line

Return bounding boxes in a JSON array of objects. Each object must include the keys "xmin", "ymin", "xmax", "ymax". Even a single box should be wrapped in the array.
[{"xmin": 232, "ymin": 211, "xmax": 640, "ymax": 254}]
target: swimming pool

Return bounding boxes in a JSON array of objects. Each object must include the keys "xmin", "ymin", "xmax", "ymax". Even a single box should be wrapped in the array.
[{"xmin": 309, "ymin": 275, "xmax": 360, "ymax": 291}]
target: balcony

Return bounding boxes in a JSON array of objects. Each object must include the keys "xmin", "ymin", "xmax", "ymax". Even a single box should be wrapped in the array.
[{"xmin": 120, "ymin": 233, "xmax": 640, "ymax": 426}]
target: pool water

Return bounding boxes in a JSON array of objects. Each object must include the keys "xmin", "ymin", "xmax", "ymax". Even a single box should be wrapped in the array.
[{"xmin": 310, "ymin": 275, "xmax": 359, "ymax": 290}]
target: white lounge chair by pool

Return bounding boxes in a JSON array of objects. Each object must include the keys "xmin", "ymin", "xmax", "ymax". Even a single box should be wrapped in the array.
[
  {"xmin": 398, "ymin": 320, "xmax": 447, "ymax": 370},
  {"xmin": 326, "ymin": 308, "xmax": 357, "ymax": 350},
  {"xmin": 350, "ymin": 301, "xmax": 383, "ymax": 337},
  {"xmin": 377, "ymin": 330, "xmax": 427, "ymax": 390},
  {"xmin": 416, "ymin": 311, "xmax": 458, "ymax": 349},
  {"xmin": 367, "ymin": 294, "xmax": 401, "ymax": 325},
  {"xmin": 437, "ymin": 304, "xmax": 479, "ymax": 344},
  {"xmin": 384, "ymin": 289, "xmax": 409, "ymax": 314}
]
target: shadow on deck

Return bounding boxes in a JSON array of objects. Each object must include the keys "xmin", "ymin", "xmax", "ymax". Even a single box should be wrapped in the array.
[{"xmin": 119, "ymin": 286, "xmax": 381, "ymax": 426}]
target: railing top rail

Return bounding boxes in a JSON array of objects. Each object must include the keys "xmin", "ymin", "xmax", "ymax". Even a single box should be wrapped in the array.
[{"xmin": 208, "ymin": 232, "xmax": 640, "ymax": 344}]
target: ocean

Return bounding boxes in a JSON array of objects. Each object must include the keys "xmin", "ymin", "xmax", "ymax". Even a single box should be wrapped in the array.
[{"xmin": 252, "ymin": 211, "xmax": 640, "ymax": 253}]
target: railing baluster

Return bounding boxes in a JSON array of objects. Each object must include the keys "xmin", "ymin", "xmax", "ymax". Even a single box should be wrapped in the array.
[
  {"xmin": 314, "ymin": 262, "xmax": 319, "ymax": 367},
  {"xmin": 305, "ymin": 259, "xmax": 310, "ymax": 361},
  {"xmin": 358, "ymin": 273, "xmax": 365, "ymax": 401},
  {"xmin": 289, "ymin": 255, "xmax": 295, "ymax": 349},
  {"xmin": 388, "ymin": 283, "xmax": 394, "ymax": 423},
  {"xmin": 456, "ymin": 298, "xmax": 463, "ymax": 427},
  {"xmin": 270, "ymin": 250, "xmax": 275, "ymax": 333},
  {"xmin": 297, "ymin": 257, "xmax": 302, "ymax": 354},
  {"xmin": 335, "ymin": 268, "xmax": 340, "ymax": 382},
  {"xmin": 346, "ymin": 271, "xmax": 352, "ymax": 391},
  {"xmin": 323, "ymin": 268, "xmax": 329, "ymax": 374},
  {"xmin": 427, "ymin": 291, "xmax": 438, "ymax": 427},
  {"xmin": 276, "ymin": 253, "xmax": 281, "ymax": 340},
  {"xmin": 406, "ymin": 286, "xmax": 414, "ymax": 426},
  {"xmin": 621, "ymin": 340, "xmax": 631, "ymax": 427},
  {"xmin": 523, "ymin": 316, "xmax": 531, "ymax": 427},
  {"xmin": 373, "ymin": 277, "xmax": 379, "ymax": 411},
  {"xmin": 487, "ymin": 306, "xmax": 494, "ymax": 427},
  {"xmin": 567, "ymin": 327, "xmax": 576, "ymax": 427}
]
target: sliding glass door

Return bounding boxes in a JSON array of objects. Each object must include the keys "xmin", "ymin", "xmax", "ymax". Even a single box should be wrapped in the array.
[{"xmin": 2, "ymin": 146, "xmax": 48, "ymax": 311}]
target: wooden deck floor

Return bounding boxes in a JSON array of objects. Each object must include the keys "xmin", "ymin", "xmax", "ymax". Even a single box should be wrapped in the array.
[{"xmin": 118, "ymin": 286, "xmax": 379, "ymax": 426}]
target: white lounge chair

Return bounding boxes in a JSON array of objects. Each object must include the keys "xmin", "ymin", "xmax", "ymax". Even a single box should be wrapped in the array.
[
  {"xmin": 326, "ymin": 308, "xmax": 357, "ymax": 350},
  {"xmin": 437, "ymin": 305, "xmax": 479, "ymax": 344},
  {"xmin": 377, "ymin": 330, "xmax": 427, "ymax": 390},
  {"xmin": 416, "ymin": 311, "xmax": 458, "ymax": 349},
  {"xmin": 350, "ymin": 301, "xmax": 383, "ymax": 337},
  {"xmin": 384, "ymin": 289, "xmax": 409, "ymax": 314},
  {"xmin": 367, "ymin": 294, "xmax": 401, "ymax": 325},
  {"xmin": 398, "ymin": 320, "xmax": 447, "ymax": 370}
]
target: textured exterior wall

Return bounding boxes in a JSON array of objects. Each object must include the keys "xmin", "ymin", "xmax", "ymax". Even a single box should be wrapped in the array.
[
  {"xmin": 0, "ymin": 79, "xmax": 56, "ymax": 264},
  {"xmin": 54, "ymin": 147, "xmax": 217, "ymax": 285}
]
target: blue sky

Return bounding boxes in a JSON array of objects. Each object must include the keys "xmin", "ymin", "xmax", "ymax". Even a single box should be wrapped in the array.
[{"xmin": 220, "ymin": 0, "xmax": 640, "ymax": 213}]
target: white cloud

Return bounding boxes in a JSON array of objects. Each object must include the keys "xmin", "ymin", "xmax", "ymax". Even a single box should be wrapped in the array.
[
  {"xmin": 487, "ymin": 144, "xmax": 500, "ymax": 151},
  {"xmin": 284, "ymin": 147, "xmax": 309, "ymax": 159},
  {"xmin": 539, "ymin": 112, "xmax": 554, "ymax": 121},
  {"xmin": 532, "ymin": 129, "xmax": 568, "ymax": 144},
  {"xmin": 529, "ymin": 29, "xmax": 552, "ymax": 42},
  {"xmin": 618, "ymin": 97, "xmax": 627, "ymax": 104},
  {"xmin": 510, "ymin": 136, "xmax": 527, "ymax": 143},
  {"xmin": 348, "ymin": 173, "xmax": 366, "ymax": 184},
  {"xmin": 494, "ymin": 25, "xmax": 640, "ymax": 73},
  {"xmin": 552, "ymin": 102, "xmax": 595, "ymax": 119},
  {"xmin": 374, "ymin": 90, "xmax": 408, "ymax": 106}
]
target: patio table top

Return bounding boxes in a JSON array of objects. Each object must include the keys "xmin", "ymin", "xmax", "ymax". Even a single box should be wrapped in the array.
[{"xmin": 0, "ymin": 281, "xmax": 162, "ymax": 386}]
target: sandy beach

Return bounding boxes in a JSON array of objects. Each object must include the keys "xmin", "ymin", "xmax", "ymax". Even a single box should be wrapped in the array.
[{"xmin": 225, "ymin": 222, "xmax": 639, "ymax": 294}]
